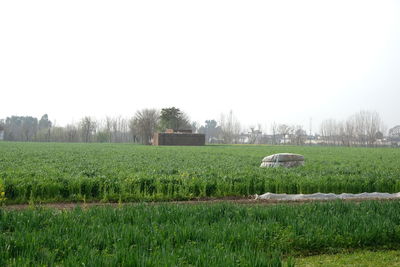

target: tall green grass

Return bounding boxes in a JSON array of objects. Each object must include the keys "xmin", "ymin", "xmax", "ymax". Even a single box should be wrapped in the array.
[
  {"xmin": 1, "ymin": 201, "xmax": 400, "ymax": 266},
  {"xmin": 1, "ymin": 142, "xmax": 399, "ymax": 203}
]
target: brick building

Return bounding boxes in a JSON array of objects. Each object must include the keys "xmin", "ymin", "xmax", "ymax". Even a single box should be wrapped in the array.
[{"xmin": 153, "ymin": 129, "xmax": 205, "ymax": 146}]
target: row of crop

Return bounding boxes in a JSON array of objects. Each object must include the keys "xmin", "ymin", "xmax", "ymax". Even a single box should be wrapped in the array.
[
  {"xmin": 1, "ymin": 201, "xmax": 400, "ymax": 266},
  {"xmin": 3, "ymin": 173, "xmax": 400, "ymax": 203}
]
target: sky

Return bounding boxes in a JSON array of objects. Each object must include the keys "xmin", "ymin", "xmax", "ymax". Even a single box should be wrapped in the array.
[{"xmin": 1, "ymin": 0, "xmax": 399, "ymax": 132}]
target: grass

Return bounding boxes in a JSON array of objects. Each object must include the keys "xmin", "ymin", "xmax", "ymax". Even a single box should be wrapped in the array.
[
  {"xmin": 1, "ymin": 201, "xmax": 400, "ymax": 266},
  {"xmin": 296, "ymin": 250, "xmax": 400, "ymax": 267},
  {"xmin": 0, "ymin": 142, "xmax": 399, "ymax": 203}
]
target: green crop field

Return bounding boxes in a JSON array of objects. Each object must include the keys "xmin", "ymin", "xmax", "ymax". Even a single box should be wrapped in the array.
[
  {"xmin": 0, "ymin": 142, "xmax": 400, "ymax": 203},
  {"xmin": 1, "ymin": 201, "xmax": 400, "ymax": 266},
  {"xmin": 1, "ymin": 142, "xmax": 400, "ymax": 266}
]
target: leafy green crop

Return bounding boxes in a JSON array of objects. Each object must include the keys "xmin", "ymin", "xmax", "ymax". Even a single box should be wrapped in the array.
[{"xmin": 0, "ymin": 142, "xmax": 399, "ymax": 203}]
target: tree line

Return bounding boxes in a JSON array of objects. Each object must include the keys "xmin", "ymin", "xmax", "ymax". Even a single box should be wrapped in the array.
[
  {"xmin": 0, "ymin": 108, "xmax": 398, "ymax": 147},
  {"xmin": 0, "ymin": 108, "xmax": 191, "ymax": 144}
]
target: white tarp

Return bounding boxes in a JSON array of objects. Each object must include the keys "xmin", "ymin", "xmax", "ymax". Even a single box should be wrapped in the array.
[
  {"xmin": 255, "ymin": 192, "xmax": 400, "ymax": 201},
  {"xmin": 260, "ymin": 153, "xmax": 305, "ymax": 168}
]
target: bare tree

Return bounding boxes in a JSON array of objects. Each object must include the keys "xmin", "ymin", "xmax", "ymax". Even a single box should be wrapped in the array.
[
  {"xmin": 219, "ymin": 111, "xmax": 241, "ymax": 144},
  {"xmin": 343, "ymin": 116, "xmax": 356, "ymax": 146},
  {"xmin": 105, "ymin": 117, "xmax": 113, "ymax": 142},
  {"xmin": 320, "ymin": 119, "xmax": 339, "ymax": 145},
  {"xmin": 248, "ymin": 125, "xmax": 262, "ymax": 144},
  {"xmin": 277, "ymin": 124, "xmax": 292, "ymax": 144},
  {"xmin": 65, "ymin": 124, "xmax": 79, "ymax": 142},
  {"xmin": 112, "ymin": 116, "xmax": 121, "ymax": 142},
  {"xmin": 292, "ymin": 125, "xmax": 307, "ymax": 145},
  {"xmin": 80, "ymin": 117, "xmax": 96, "ymax": 143},
  {"xmin": 132, "ymin": 109, "xmax": 159, "ymax": 145},
  {"xmin": 233, "ymin": 119, "xmax": 242, "ymax": 144},
  {"xmin": 270, "ymin": 122, "xmax": 278, "ymax": 145},
  {"xmin": 128, "ymin": 119, "xmax": 139, "ymax": 143},
  {"xmin": 319, "ymin": 110, "xmax": 384, "ymax": 147},
  {"xmin": 353, "ymin": 110, "xmax": 383, "ymax": 146},
  {"xmin": 97, "ymin": 116, "xmax": 131, "ymax": 143},
  {"xmin": 365, "ymin": 111, "xmax": 383, "ymax": 146}
]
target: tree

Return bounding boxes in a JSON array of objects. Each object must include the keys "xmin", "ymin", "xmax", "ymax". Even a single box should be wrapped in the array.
[
  {"xmin": 277, "ymin": 124, "xmax": 292, "ymax": 144},
  {"xmin": 318, "ymin": 110, "xmax": 384, "ymax": 147},
  {"xmin": 292, "ymin": 125, "xmax": 307, "ymax": 145},
  {"xmin": 38, "ymin": 114, "xmax": 52, "ymax": 130},
  {"xmin": 159, "ymin": 107, "xmax": 191, "ymax": 131},
  {"xmin": 375, "ymin": 131, "xmax": 384, "ymax": 140},
  {"xmin": 128, "ymin": 119, "xmax": 138, "ymax": 143},
  {"xmin": 37, "ymin": 114, "xmax": 52, "ymax": 141},
  {"xmin": 22, "ymin": 117, "xmax": 38, "ymax": 141},
  {"xmin": 219, "ymin": 111, "xmax": 241, "ymax": 144},
  {"xmin": 0, "ymin": 119, "xmax": 4, "ymax": 141},
  {"xmin": 389, "ymin": 126, "xmax": 400, "ymax": 138},
  {"xmin": 320, "ymin": 119, "xmax": 339, "ymax": 145},
  {"xmin": 4, "ymin": 116, "xmax": 38, "ymax": 141},
  {"xmin": 191, "ymin": 121, "xmax": 199, "ymax": 133},
  {"xmin": 389, "ymin": 126, "xmax": 400, "ymax": 145},
  {"xmin": 343, "ymin": 116, "xmax": 356, "ymax": 146},
  {"xmin": 248, "ymin": 125, "xmax": 262, "ymax": 144},
  {"xmin": 198, "ymin": 119, "xmax": 221, "ymax": 143},
  {"xmin": 80, "ymin": 117, "xmax": 96, "ymax": 143},
  {"xmin": 109, "ymin": 116, "xmax": 130, "ymax": 143},
  {"xmin": 132, "ymin": 109, "xmax": 159, "ymax": 145},
  {"xmin": 96, "ymin": 131, "xmax": 110, "ymax": 143},
  {"xmin": 65, "ymin": 124, "xmax": 79, "ymax": 142},
  {"xmin": 353, "ymin": 110, "xmax": 383, "ymax": 146},
  {"xmin": 270, "ymin": 122, "xmax": 278, "ymax": 145},
  {"xmin": 104, "ymin": 117, "xmax": 113, "ymax": 142}
]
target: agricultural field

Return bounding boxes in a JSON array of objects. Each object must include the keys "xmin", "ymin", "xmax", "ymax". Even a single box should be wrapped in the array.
[
  {"xmin": 1, "ymin": 142, "xmax": 400, "ymax": 266},
  {"xmin": 0, "ymin": 142, "xmax": 399, "ymax": 204}
]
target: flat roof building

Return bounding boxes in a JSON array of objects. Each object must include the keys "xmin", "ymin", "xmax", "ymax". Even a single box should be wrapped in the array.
[{"xmin": 153, "ymin": 129, "xmax": 205, "ymax": 146}]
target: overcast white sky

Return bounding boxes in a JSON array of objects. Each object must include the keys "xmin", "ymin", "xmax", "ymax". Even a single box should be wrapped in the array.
[{"xmin": 1, "ymin": 1, "xmax": 399, "ymax": 132}]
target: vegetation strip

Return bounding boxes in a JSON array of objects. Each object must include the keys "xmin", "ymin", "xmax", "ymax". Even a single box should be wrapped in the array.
[{"xmin": 1, "ymin": 201, "xmax": 400, "ymax": 266}]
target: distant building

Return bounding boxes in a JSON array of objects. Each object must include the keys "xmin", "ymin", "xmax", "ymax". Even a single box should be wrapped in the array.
[
  {"xmin": 389, "ymin": 126, "xmax": 400, "ymax": 146},
  {"xmin": 153, "ymin": 129, "xmax": 205, "ymax": 146},
  {"xmin": 389, "ymin": 126, "xmax": 400, "ymax": 138}
]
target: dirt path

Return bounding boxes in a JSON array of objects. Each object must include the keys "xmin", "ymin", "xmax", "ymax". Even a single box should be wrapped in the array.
[{"xmin": 2, "ymin": 196, "xmax": 398, "ymax": 210}]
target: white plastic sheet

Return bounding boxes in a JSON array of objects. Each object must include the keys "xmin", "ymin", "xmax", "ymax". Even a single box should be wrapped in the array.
[{"xmin": 255, "ymin": 192, "xmax": 400, "ymax": 201}]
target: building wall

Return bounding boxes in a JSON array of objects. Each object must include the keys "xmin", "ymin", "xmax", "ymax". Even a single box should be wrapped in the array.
[{"xmin": 153, "ymin": 133, "xmax": 205, "ymax": 146}]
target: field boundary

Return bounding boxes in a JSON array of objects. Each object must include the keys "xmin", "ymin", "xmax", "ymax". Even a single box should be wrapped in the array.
[{"xmin": 2, "ymin": 196, "xmax": 399, "ymax": 210}]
